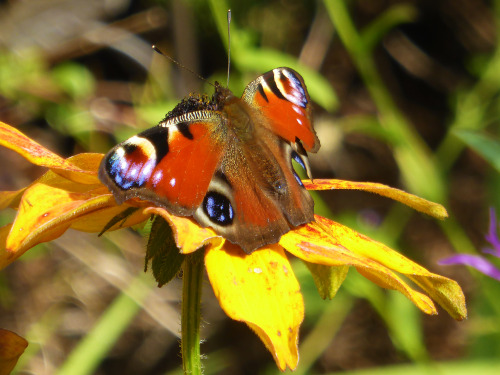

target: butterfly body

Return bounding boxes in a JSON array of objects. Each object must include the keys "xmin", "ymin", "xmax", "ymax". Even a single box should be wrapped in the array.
[{"xmin": 99, "ymin": 68, "xmax": 320, "ymax": 253}]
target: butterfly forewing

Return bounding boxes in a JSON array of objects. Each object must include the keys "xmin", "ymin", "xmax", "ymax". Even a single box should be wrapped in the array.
[
  {"xmin": 99, "ymin": 112, "xmax": 225, "ymax": 216},
  {"xmin": 242, "ymin": 67, "xmax": 320, "ymax": 152}
]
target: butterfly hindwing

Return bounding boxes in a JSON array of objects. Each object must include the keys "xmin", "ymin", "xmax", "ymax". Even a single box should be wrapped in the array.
[{"xmin": 191, "ymin": 93, "xmax": 315, "ymax": 251}]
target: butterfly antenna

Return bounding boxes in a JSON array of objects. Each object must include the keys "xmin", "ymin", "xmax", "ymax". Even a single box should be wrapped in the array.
[
  {"xmin": 226, "ymin": 9, "xmax": 231, "ymax": 88},
  {"xmin": 151, "ymin": 45, "xmax": 215, "ymax": 88}
]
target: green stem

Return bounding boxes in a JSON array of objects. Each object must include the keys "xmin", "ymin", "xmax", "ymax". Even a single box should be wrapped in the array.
[
  {"xmin": 324, "ymin": 0, "xmax": 444, "ymax": 202},
  {"xmin": 181, "ymin": 250, "xmax": 205, "ymax": 375},
  {"xmin": 325, "ymin": 0, "xmax": 478, "ymax": 254}
]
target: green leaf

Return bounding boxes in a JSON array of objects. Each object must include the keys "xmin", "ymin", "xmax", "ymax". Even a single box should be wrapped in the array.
[
  {"xmin": 51, "ymin": 62, "xmax": 95, "ymax": 99},
  {"xmin": 455, "ymin": 129, "xmax": 500, "ymax": 174},
  {"xmin": 145, "ymin": 215, "xmax": 185, "ymax": 287},
  {"xmin": 98, "ymin": 207, "xmax": 140, "ymax": 237},
  {"xmin": 361, "ymin": 4, "xmax": 418, "ymax": 51}
]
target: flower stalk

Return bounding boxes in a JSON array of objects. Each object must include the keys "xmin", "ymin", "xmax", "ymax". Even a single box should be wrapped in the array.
[{"xmin": 181, "ymin": 250, "xmax": 205, "ymax": 375}]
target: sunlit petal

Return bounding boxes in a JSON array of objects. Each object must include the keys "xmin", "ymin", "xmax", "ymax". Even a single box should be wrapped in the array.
[
  {"xmin": 54, "ymin": 153, "xmax": 103, "ymax": 184},
  {"xmin": 0, "ymin": 171, "xmax": 103, "ymax": 212},
  {"xmin": 312, "ymin": 215, "xmax": 467, "ymax": 320},
  {"xmin": 0, "ymin": 121, "xmax": 88, "ymax": 175},
  {"xmin": 303, "ymin": 179, "xmax": 447, "ymax": 219},
  {"xmin": 144, "ymin": 207, "xmax": 224, "ymax": 254},
  {"xmin": 205, "ymin": 243, "xmax": 303, "ymax": 371},
  {"xmin": 70, "ymin": 205, "xmax": 150, "ymax": 233},
  {"xmin": 6, "ymin": 184, "xmax": 117, "ymax": 256},
  {"xmin": 0, "ymin": 191, "xmax": 22, "ymax": 211},
  {"xmin": 281, "ymin": 220, "xmax": 438, "ymax": 315}
]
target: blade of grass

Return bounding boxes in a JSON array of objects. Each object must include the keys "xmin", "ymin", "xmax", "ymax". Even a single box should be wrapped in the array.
[
  {"xmin": 54, "ymin": 272, "xmax": 153, "ymax": 375},
  {"xmin": 324, "ymin": 0, "xmax": 444, "ymax": 202},
  {"xmin": 207, "ymin": 0, "xmax": 338, "ymax": 111},
  {"xmin": 329, "ymin": 360, "xmax": 500, "ymax": 375}
]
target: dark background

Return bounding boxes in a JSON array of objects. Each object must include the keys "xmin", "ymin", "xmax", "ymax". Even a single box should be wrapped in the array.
[{"xmin": 0, "ymin": 0, "xmax": 498, "ymax": 374}]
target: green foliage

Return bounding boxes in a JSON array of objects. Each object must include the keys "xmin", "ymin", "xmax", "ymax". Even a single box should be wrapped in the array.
[{"xmin": 145, "ymin": 215, "xmax": 185, "ymax": 287}]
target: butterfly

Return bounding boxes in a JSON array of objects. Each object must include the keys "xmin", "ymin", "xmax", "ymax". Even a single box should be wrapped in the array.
[{"xmin": 98, "ymin": 67, "xmax": 320, "ymax": 253}]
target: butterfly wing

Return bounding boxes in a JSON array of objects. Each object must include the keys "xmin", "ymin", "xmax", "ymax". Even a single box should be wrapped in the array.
[
  {"xmin": 99, "ymin": 112, "xmax": 226, "ymax": 216},
  {"xmin": 242, "ymin": 67, "xmax": 320, "ymax": 152}
]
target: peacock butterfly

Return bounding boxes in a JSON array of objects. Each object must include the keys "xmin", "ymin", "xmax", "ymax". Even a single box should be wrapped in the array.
[{"xmin": 98, "ymin": 67, "xmax": 320, "ymax": 253}]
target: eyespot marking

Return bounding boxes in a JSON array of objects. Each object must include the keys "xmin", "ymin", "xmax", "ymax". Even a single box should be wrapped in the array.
[{"xmin": 203, "ymin": 191, "xmax": 234, "ymax": 226}]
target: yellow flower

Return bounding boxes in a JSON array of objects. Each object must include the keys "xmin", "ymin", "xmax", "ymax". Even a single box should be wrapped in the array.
[{"xmin": 0, "ymin": 121, "xmax": 466, "ymax": 371}]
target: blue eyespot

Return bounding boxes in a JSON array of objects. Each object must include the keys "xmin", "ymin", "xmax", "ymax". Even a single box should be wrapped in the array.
[
  {"xmin": 291, "ymin": 151, "xmax": 306, "ymax": 171},
  {"xmin": 105, "ymin": 146, "xmax": 152, "ymax": 191},
  {"xmin": 291, "ymin": 151, "xmax": 306, "ymax": 187},
  {"xmin": 203, "ymin": 192, "xmax": 234, "ymax": 226}
]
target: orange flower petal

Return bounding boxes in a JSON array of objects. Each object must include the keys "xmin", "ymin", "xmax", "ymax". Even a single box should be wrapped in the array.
[
  {"xmin": 280, "ymin": 219, "xmax": 438, "ymax": 315},
  {"xmin": 0, "ymin": 191, "xmax": 21, "ymax": 211},
  {"xmin": 1, "ymin": 165, "xmax": 105, "ymax": 212},
  {"xmin": 314, "ymin": 215, "xmax": 467, "ymax": 320},
  {"xmin": 53, "ymin": 153, "xmax": 103, "ymax": 185},
  {"xmin": 0, "ymin": 122, "xmax": 87, "ymax": 174},
  {"xmin": 70, "ymin": 205, "xmax": 150, "ymax": 233},
  {"xmin": 144, "ymin": 207, "xmax": 223, "ymax": 254},
  {"xmin": 0, "ymin": 224, "xmax": 13, "ymax": 269},
  {"xmin": 2, "ymin": 223, "xmax": 70, "ymax": 269},
  {"xmin": 6, "ymin": 183, "xmax": 117, "ymax": 257},
  {"xmin": 205, "ymin": 243, "xmax": 304, "ymax": 371},
  {"xmin": 303, "ymin": 179, "xmax": 447, "ymax": 219},
  {"xmin": 0, "ymin": 329, "xmax": 28, "ymax": 375}
]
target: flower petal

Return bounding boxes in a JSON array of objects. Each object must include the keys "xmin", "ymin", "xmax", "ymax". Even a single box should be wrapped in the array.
[
  {"xmin": 0, "ymin": 122, "xmax": 87, "ymax": 174},
  {"xmin": 439, "ymin": 254, "xmax": 500, "ymax": 281},
  {"xmin": 0, "ymin": 224, "xmax": 13, "ymax": 268},
  {"xmin": 285, "ymin": 215, "xmax": 467, "ymax": 319},
  {"xmin": 0, "ymin": 329, "xmax": 28, "ymax": 375},
  {"xmin": 205, "ymin": 243, "xmax": 304, "ymax": 371},
  {"xmin": 0, "ymin": 191, "xmax": 22, "ymax": 211},
  {"xmin": 53, "ymin": 153, "xmax": 102, "ymax": 185},
  {"xmin": 5, "ymin": 183, "xmax": 117, "ymax": 258},
  {"xmin": 303, "ymin": 179, "xmax": 447, "ymax": 219},
  {"xmin": 144, "ymin": 207, "xmax": 223, "ymax": 254},
  {"xmin": 70, "ymin": 205, "xmax": 150, "ymax": 233},
  {"xmin": 280, "ymin": 218, "xmax": 438, "ymax": 315},
  {"xmin": 315, "ymin": 216, "xmax": 466, "ymax": 320},
  {"xmin": 484, "ymin": 207, "xmax": 500, "ymax": 257}
]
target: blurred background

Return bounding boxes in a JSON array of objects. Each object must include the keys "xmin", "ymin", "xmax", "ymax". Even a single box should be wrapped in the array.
[{"xmin": 1, "ymin": 0, "xmax": 499, "ymax": 374}]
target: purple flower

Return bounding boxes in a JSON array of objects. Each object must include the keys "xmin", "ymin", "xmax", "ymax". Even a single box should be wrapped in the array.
[{"xmin": 439, "ymin": 208, "xmax": 500, "ymax": 281}]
